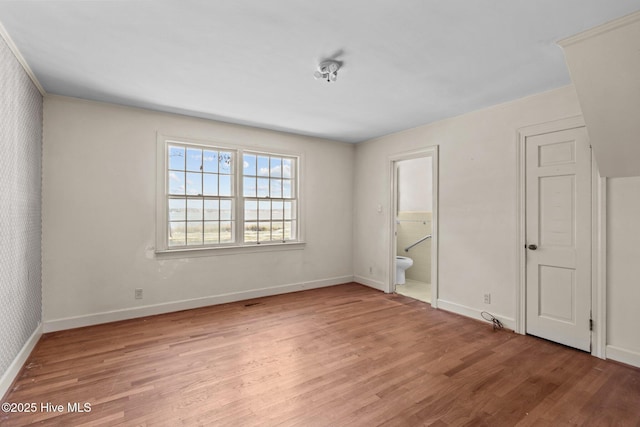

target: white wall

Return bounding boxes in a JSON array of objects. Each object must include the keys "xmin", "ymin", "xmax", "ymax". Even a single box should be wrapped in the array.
[
  {"xmin": 42, "ymin": 96, "xmax": 354, "ymax": 328},
  {"xmin": 354, "ymin": 85, "xmax": 583, "ymax": 327},
  {"xmin": 560, "ymin": 12, "xmax": 640, "ymax": 177},
  {"xmin": 606, "ymin": 176, "xmax": 640, "ymax": 366},
  {"xmin": 0, "ymin": 35, "xmax": 42, "ymax": 394},
  {"xmin": 398, "ymin": 157, "xmax": 432, "ymax": 212}
]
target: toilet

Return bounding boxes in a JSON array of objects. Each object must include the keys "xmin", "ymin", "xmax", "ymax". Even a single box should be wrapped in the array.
[{"xmin": 395, "ymin": 256, "xmax": 413, "ymax": 285}]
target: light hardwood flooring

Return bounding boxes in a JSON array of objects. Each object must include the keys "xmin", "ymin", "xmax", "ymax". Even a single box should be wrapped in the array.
[{"xmin": 2, "ymin": 283, "xmax": 640, "ymax": 426}]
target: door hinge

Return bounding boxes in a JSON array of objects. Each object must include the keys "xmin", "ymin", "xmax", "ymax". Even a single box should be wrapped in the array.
[{"xmin": 589, "ymin": 318, "xmax": 593, "ymax": 331}]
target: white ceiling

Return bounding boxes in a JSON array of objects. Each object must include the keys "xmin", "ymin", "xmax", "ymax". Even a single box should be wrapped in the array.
[{"xmin": 1, "ymin": 0, "xmax": 640, "ymax": 143}]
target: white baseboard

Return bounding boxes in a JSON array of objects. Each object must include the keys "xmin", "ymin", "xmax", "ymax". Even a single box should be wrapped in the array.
[
  {"xmin": 353, "ymin": 275, "xmax": 387, "ymax": 292},
  {"xmin": 1, "ymin": 323, "xmax": 42, "ymax": 399},
  {"xmin": 437, "ymin": 298, "xmax": 516, "ymax": 330},
  {"xmin": 606, "ymin": 345, "xmax": 640, "ymax": 368},
  {"xmin": 43, "ymin": 276, "xmax": 353, "ymax": 333}
]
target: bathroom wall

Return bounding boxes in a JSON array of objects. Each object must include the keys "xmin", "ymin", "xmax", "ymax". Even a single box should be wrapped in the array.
[
  {"xmin": 42, "ymin": 96, "xmax": 355, "ymax": 329},
  {"xmin": 396, "ymin": 212, "xmax": 431, "ymax": 283},
  {"xmin": 398, "ymin": 157, "xmax": 432, "ymax": 212},
  {"xmin": 0, "ymin": 35, "xmax": 43, "ymax": 391}
]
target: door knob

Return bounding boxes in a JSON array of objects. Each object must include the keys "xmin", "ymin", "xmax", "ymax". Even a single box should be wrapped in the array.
[{"xmin": 527, "ymin": 244, "xmax": 538, "ymax": 250}]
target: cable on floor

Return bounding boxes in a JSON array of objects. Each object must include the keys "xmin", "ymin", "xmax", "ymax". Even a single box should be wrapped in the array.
[{"xmin": 481, "ymin": 311, "xmax": 504, "ymax": 331}]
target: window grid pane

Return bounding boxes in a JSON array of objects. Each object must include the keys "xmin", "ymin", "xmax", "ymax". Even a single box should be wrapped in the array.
[
  {"xmin": 166, "ymin": 142, "xmax": 237, "ymax": 248},
  {"xmin": 168, "ymin": 145, "xmax": 186, "ymax": 171},
  {"xmin": 168, "ymin": 222, "xmax": 186, "ymax": 247},
  {"xmin": 168, "ymin": 144, "xmax": 234, "ymax": 198},
  {"xmin": 242, "ymin": 197, "xmax": 297, "ymax": 243},
  {"xmin": 240, "ymin": 153, "xmax": 296, "ymax": 244},
  {"xmin": 242, "ymin": 154, "xmax": 296, "ymax": 199},
  {"xmin": 168, "ymin": 196, "xmax": 235, "ymax": 247},
  {"xmin": 167, "ymin": 144, "xmax": 298, "ymax": 249}
]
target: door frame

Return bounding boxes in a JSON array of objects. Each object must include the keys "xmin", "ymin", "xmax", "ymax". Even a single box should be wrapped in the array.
[
  {"xmin": 516, "ymin": 116, "xmax": 607, "ymax": 358},
  {"xmin": 387, "ymin": 146, "xmax": 439, "ymax": 308}
]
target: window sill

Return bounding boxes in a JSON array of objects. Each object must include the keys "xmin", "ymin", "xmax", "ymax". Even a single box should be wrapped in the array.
[{"xmin": 154, "ymin": 241, "xmax": 305, "ymax": 258}]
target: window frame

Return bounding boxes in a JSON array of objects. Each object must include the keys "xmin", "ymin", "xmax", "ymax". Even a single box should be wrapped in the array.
[
  {"xmin": 155, "ymin": 134, "xmax": 304, "ymax": 255},
  {"xmin": 241, "ymin": 150, "xmax": 298, "ymax": 244}
]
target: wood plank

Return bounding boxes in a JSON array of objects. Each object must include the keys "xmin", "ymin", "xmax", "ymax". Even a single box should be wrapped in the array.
[{"xmin": 1, "ymin": 283, "xmax": 639, "ymax": 426}]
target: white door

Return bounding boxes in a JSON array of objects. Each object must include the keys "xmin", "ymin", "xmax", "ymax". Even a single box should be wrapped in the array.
[{"xmin": 525, "ymin": 127, "xmax": 591, "ymax": 351}]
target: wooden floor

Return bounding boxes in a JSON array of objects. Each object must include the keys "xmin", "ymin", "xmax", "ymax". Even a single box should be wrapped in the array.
[{"xmin": 3, "ymin": 283, "xmax": 640, "ymax": 426}]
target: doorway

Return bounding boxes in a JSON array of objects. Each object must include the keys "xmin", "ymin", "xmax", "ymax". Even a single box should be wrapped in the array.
[
  {"xmin": 389, "ymin": 148, "xmax": 438, "ymax": 307},
  {"xmin": 518, "ymin": 118, "xmax": 595, "ymax": 352}
]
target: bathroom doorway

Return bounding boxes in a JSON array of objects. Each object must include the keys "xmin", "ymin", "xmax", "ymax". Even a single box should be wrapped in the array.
[{"xmin": 389, "ymin": 148, "xmax": 438, "ymax": 307}]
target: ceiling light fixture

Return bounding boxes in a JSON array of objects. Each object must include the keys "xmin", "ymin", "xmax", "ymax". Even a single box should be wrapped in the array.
[{"xmin": 314, "ymin": 60, "xmax": 340, "ymax": 82}]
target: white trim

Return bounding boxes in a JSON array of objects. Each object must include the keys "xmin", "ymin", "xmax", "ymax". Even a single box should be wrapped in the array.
[
  {"xmin": 518, "ymin": 116, "xmax": 585, "ymax": 138},
  {"xmin": 437, "ymin": 299, "xmax": 516, "ymax": 331},
  {"xmin": 0, "ymin": 21, "xmax": 46, "ymax": 96},
  {"xmin": 0, "ymin": 323, "xmax": 42, "ymax": 399},
  {"xmin": 431, "ymin": 147, "xmax": 439, "ymax": 307},
  {"xmin": 390, "ymin": 160, "xmax": 399, "ymax": 292},
  {"xmin": 354, "ymin": 275, "xmax": 387, "ymax": 292},
  {"xmin": 516, "ymin": 129, "xmax": 526, "ymax": 334},
  {"xmin": 155, "ymin": 241, "xmax": 305, "ymax": 258},
  {"xmin": 558, "ymin": 10, "xmax": 640, "ymax": 48},
  {"xmin": 387, "ymin": 146, "xmax": 439, "ymax": 308},
  {"xmin": 606, "ymin": 345, "xmax": 640, "ymax": 369},
  {"xmin": 516, "ymin": 115, "xmax": 587, "ymax": 335},
  {"xmin": 43, "ymin": 276, "xmax": 352, "ymax": 333},
  {"xmin": 592, "ymin": 160, "xmax": 607, "ymax": 358}
]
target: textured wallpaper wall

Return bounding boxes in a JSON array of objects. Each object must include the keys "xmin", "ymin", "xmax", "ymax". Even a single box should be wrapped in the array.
[{"xmin": 0, "ymin": 35, "xmax": 43, "ymax": 379}]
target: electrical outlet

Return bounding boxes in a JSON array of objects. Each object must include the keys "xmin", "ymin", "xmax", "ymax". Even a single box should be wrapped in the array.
[
  {"xmin": 135, "ymin": 288, "xmax": 143, "ymax": 299},
  {"xmin": 484, "ymin": 293, "xmax": 491, "ymax": 304}
]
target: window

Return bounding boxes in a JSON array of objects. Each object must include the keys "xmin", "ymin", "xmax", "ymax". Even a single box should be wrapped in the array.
[
  {"xmin": 157, "ymin": 137, "xmax": 300, "ymax": 252},
  {"xmin": 242, "ymin": 153, "xmax": 297, "ymax": 243},
  {"xmin": 166, "ymin": 145, "xmax": 235, "ymax": 247}
]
